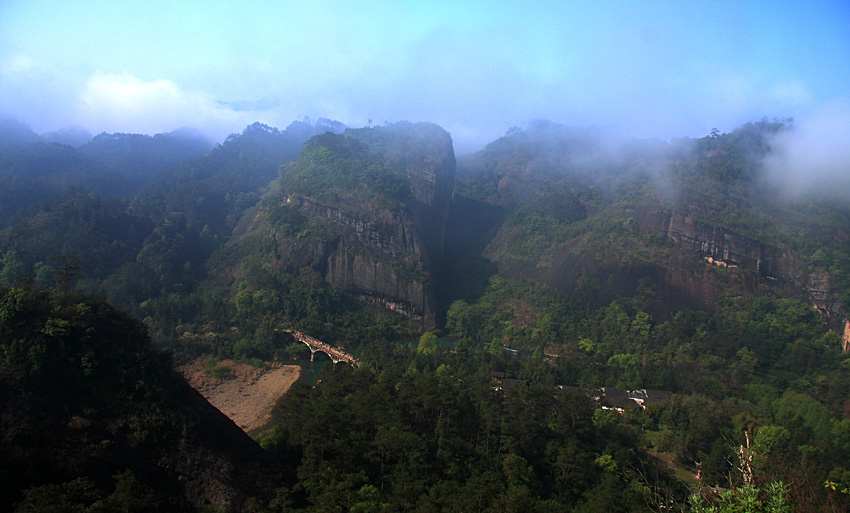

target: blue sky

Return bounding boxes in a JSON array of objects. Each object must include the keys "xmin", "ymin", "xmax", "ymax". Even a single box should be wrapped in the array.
[{"xmin": 1, "ymin": 0, "xmax": 848, "ymax": 152}]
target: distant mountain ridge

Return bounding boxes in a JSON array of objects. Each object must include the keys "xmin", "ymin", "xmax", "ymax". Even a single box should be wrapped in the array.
[
  {"xmin": 0, "ymin": 116, "xmax": 847, "ymax": 350},
  {"xmin": 1, "ymin": 116, "xmax": 849, "ymax": 511}
]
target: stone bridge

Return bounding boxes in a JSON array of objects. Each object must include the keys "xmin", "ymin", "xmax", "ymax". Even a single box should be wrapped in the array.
[{"xmin": 282, "ymin": 329, "xmax": 360, "ymax": 367}]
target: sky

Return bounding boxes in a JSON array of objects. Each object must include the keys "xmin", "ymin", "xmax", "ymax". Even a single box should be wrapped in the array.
[{"xmin": 1, "ymin": 0, "xmax": 848, "ymax": 154}]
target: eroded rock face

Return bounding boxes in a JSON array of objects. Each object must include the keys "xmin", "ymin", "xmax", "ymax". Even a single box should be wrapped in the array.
[
  {"xmin": 642, "ymin": 208, "xmax": 848, "ymax": 322},
  {"xmin": 349, "ymin": 122, "xmax": 456, "ymax": 265},
  {"xmin": 843, "ymin": 320, "xmax": 850, "ymax": 352},
  {"xmin": 647, "ymin": 208, "xmax": 850, "ymax": 339},
  {"xmin": 490, "ymin": 202, "xmax": 846, "ymax": 336},
  {"xmin": 402, "ymin": 138, "xmax": 456, "ymax": 263},
  {"xmin": 643, "ymin": 208, "xmax": 805, "ymax": 287},
  {"xmin": 267, "ymin": 124, "xmax": 455, "ymax": 329},
  {"xmin": 299, "ymin": 197, "xmax": 433, "ymax": 327}
]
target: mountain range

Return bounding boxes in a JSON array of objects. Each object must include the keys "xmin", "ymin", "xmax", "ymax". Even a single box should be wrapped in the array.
[{"xmin": 1, "ymin": 116, "xmax": 848, "ymax": 511}]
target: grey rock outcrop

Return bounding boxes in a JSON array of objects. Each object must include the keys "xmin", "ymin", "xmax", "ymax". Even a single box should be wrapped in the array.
[{"xmin": 265, "ymin": 123, "xmax": 455, "ymax": 329}]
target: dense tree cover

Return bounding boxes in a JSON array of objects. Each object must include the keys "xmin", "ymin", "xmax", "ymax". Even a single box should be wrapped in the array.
[
  {"xmin": 679, "ymin": 122, "xmax": 850, "ymax": 303},
  {"xmin": 0, "ymin": 285, "xmax": 289, "ymax": 512},
  {"xmin": 77, "ymin": 128, "xmax": 213, "ymax": 193},
  {"xmin": 0, "ymin": 142, "xmax": 99, "ymax": 224},
  {"xmin": 0, "ymin": 127, "xmax": 213, "ymax": 226},
  {"xmin": 248, "ymin": 285, "xmax": 848, "ymax": 512},
  {"xmin": 9, "ymin": 470, "xmax": 207, "ymax": 513},
  {"xmin": 0, "ymin": 120, "xmax": 351, "ymax": 345},
  {"xmin": 173, "ymin": 221, "xmax": 417, "ymax": 359},
  {"xmin": 105, "ymin": 121, "xmax": 354, "ymax": 332},
  {"xmin": 1, "ymin": 118, "xmax": 849, "ymax": 511},
  {"xmin": 257, "ymin": 342, "xmax": 682, "ymax": 512},
  {"xmin": 0, "ymin": 286, "xmax": 201, "ymax": 510},
  {"xmin": 164, "ymin": 123, "xmax": 454, "ymax": 358},
  {"xmin": 0, "ymin": 287, "xmax": 177, "ymax": 418},
  {"xmin": 0, "ymin": 120, "xmax": 440, "ymax": 359},
  {"xmin": 0, "ymin": 188, "xmax": 153, "ymax": 286},
  {"xmin": 443, "ymin": 277, "xmax": 850, "ymax": 511},
  {"xmin": 3, "ymin": 282, "xmax": 845, "ymax": 511},
  {"xmin": 128, "ymin": 122, "xmax": 328, "ymax": 245},
  {"xmin": 453, "ymin": 120, "xmax": 850, "ymax": 313},
  {"xmin": 281, "ymin": 132, "xmax": 411, "ymax": 211}
]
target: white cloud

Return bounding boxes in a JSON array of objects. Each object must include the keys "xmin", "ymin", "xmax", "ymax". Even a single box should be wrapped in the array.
[
  {"xmin": 76, "ymin": 72, "xmax": 252, "ymax": 138},
  {"xmin": 763, "ymin": 98, "xmax": 850, "ymax": 200},
  {"xmin": 81, "ymin": 73, "xmax": 184, "ymax": 114}
]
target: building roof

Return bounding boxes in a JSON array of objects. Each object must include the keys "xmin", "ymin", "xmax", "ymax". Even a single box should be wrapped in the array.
[
  {"xmin": 501, "ymin": 378, "xmax": 527, "ymax": 390},
  {"xmin": 600, "ymin": 387, "xmax": 631, "ymax": 409}
]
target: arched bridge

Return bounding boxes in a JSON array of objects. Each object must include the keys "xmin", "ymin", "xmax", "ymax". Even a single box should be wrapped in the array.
[{"xmin": 282, "ymin": 329, "xmax": 360, "ymax": 367}]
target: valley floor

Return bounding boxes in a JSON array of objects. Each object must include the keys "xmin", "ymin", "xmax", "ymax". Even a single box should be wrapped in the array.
[{"xmin": 181, "ymin": 358, "xmax": 300, "ymax": 433}]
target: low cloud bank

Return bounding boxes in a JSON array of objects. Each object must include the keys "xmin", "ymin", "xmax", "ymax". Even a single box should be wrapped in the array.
[
  {"xmin": 763, "ymin": 99, "xmax": 850, "ymax": 202},
  {"xmin": 77, "ymin": 73, "xmax": 252, "ymax": 140}
]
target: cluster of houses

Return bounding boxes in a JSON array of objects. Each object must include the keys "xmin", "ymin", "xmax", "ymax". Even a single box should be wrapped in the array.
[
  {"xmin": 491, "ymin": 371, "xmax": 672, "ymax": 411},
  {"xmin": 584, "ymin": 386, "xmax": 673, "ymax": 411}
]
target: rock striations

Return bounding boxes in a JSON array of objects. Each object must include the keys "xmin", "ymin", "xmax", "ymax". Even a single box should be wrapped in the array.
[{"xmin": 242, "ymin": 122, "xmax": 455, "ymax": 329}]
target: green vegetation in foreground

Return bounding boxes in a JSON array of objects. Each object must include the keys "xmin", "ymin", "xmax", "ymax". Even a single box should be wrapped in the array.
[
  {"xmin": 252, "ymin": 288, "xmax": 850, "ymax": 511},
  {"xmin": 5, "ymin": 282, "xmax": 846, "ymax": 511},
  {"xmin": 437, "ymin": 278, "xmax": 850, "ymax": 512},
  {"xmin": 0, "ymin": 286, "xmax": 201, "ymax": 511}
]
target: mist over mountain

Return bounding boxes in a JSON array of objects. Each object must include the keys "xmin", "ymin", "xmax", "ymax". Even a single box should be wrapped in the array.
[
  {"xmin": 1, "ymin": 114, "xmax": 847, "ymax": 326},
  {"xmin": 762, "ymin": 100, "xmax": 850, "ymax": 202},
  {"xmin": 2, "ymin": 1, "xmax": 849, "ymax": 509},
  {"xmin": 0, "ymin": 117, "xmax": 92, "ymax": 148},
  {"xmin": 0, "ymin": 113, "xmax": 849, "ymax": 512},
  {"xmin": 0, "ymin": 117, "xmax": 41, "ymax": 148},
  {"xmin": 41, "ymin": 126, "xmax": 93, "ymax": 147}
]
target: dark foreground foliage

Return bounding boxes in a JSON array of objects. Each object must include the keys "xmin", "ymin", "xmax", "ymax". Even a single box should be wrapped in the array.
[
  {"xmin": 0, "ymin": 286, "xmax": 283, "ymax": 512},
  {"xmin": 248, "ymin": 290, "xmax": 849, "ymax": 512},
  {"xmin": 258, "ymin": 350, "xmax": 679, "ymax": 512},
  {"xmin": 1, "ymin": 287, "xmax": 848, "ymax": 512}
]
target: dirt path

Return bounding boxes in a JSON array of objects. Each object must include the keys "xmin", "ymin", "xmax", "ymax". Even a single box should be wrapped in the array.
[{"xmin": 181, "ymin": 359, "xmax": 300, "ymax": 433}]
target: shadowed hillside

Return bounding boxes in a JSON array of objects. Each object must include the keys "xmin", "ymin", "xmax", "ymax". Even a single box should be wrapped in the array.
[{"xmin": 0, "ymin": 286, "xmax": 286, "ymax": 512}]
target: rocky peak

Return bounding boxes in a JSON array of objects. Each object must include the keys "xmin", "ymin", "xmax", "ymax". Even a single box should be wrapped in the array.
[
  {"xmin": 348, "ymin": 122, "xmax": 456, "ymax": 261},
  {"xmin": 242, "ymin": 123, "xmax": 456, "ymax": 329}
]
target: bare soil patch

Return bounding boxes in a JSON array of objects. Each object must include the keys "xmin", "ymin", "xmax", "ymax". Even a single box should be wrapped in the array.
[{"xmin": 181, "ymin": 358, "xmax": 300, "ymax": 433}]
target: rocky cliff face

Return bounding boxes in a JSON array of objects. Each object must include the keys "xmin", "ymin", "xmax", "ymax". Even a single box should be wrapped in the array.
[
  {"xmin": 397, "ymin": 134, "xmax": 456, "ymax": 264},
  {"xmin": 642, "ymin": 208, "xmax": 806, "ymax": 291},
  {"xmin": 489, "ymin": 202, "xmax": 845, "ymax": 333},
  {"xmin": 291, "ymin": 197, "xmax": 433, "ymax": 327},
  {"xmin": 347, "ymin": 122, "xmax": 456, "ymax": 265},
  {"xmin": 639, "ymin": 208, "xmax": 847, "ymax": 327},
  {"xmin": 264, "ymin": 123, "xmax": 455, "ymax": 329}
]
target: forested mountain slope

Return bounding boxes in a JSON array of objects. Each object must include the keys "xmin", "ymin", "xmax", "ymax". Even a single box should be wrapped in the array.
[
  {"xmin": 0, "ymin": 124, "xmax": 213, "ymax": 224},
  {"xmin": 451, "ymin": 120, "xmax": 850, "ymax": 340},
  {"xmin": 0, "ymin": 119, "xmax": 346, "ymax": 338},
  {"xmin": 167, "ymin": 122, "xmax": 456, "ymax": 361},
  {"xmin": 212, "ymin": 122, "xmax": 455, "ymax": 330},
  {"xmin": 0, "ymin": 286, "xmax": 285, "ymax": 512},
  {"xmin": 0, "ymin": 116, "xmax": 848, "ymax": 511}
]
